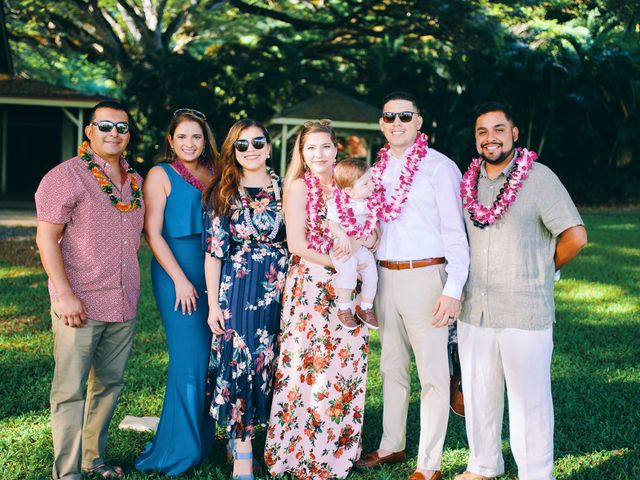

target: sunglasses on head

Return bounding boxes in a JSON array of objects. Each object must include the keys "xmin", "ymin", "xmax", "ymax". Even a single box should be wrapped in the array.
[
  {"xmin": 381, "ymin": 111, "xmax": 419, "ymax": 123},
  {"xmin": 91, "ymin": 120, "xmax": 130, "ymax": 134},
  {"xmin": 303, "ymin": 119, "xmax": 332, "ymax": 128},
  {"xmin": 173, "ymin": 108, "xmax": 206, "ymax": 120},
  {"xmin": 234, "ymin": 136, "xmax": 268, "ymax": 152}
]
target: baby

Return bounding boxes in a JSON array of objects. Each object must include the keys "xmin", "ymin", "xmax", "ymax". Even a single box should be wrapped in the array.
[{"xmin": 326, "ymin": 158, "xmax": 379, "ymax": 330}]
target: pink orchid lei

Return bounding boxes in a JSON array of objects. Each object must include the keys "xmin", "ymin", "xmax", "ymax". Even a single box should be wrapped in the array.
[
  {"xmin": 371, "ymin": 132, "xmax": 429, "ymax": 222},
  {"xmin": 304, "ymin": 170, "xmax": 334, "ymax": 253},
  {"xmin": 333, "ymin": 187, "xmax": 381, "ymax": 240},
  {"xmin": 172, "ymin": 158, "xmax": 210, "ymax": 191},
  {"xmin": 461, "ymin": 148, "xmax": 536, "ymax": 228}
]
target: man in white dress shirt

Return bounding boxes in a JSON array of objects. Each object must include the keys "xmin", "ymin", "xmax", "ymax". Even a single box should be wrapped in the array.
[{"xmin": 356, "ymin": 92, "xmax": 470, "ymax": 480}]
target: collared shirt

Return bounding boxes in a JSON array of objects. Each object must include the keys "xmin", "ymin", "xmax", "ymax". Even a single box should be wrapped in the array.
[
  {"xmin": 375, "ymin": 146, "xmax": 470, "ymax": 299},
  {"xmin": 35, "ymin": 150, "xmax": 145, "ymax": 322},
  {"xmin": 459, "ymin": 158, "xmax": 583, "ymax": 330}
]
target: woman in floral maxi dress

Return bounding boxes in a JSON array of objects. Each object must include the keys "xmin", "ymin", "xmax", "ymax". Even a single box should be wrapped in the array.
[
  {"xmin": 203, "ymin": 119, "xmax": 288, "ymax": 479},
  {"xmin": 265, "ymin": 121, "xmax": 373, "ymax": 479}
]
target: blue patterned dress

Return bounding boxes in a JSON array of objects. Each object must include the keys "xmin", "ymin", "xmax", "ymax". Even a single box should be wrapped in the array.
[{"xmin": 204, "ymin": 182, "xmax": 288, "ymax": 440}]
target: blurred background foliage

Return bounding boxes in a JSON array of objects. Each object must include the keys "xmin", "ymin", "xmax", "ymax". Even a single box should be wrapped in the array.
[{"xmin": 5, "ymin": 0, "xmax": 640, "ymax": 204}]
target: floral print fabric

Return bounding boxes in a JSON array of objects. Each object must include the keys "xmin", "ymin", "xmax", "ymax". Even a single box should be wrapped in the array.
[
  {"xmin": 265, "ymin": 256, "xmax": 369, "ymax": 479},
  {"xmin": 204, "ymin": 185, "xmax": 287, "ymax": 440}
]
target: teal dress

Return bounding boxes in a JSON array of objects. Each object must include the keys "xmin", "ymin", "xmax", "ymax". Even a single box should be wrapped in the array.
[{"xmin": 136, "ymin": 162, "xmax": 214, "ymax": 476}]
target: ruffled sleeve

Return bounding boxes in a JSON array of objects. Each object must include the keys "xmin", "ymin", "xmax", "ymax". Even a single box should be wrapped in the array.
[{"xmin": 203, "ymin": 208, "xmax": 231, "ymax": 259}]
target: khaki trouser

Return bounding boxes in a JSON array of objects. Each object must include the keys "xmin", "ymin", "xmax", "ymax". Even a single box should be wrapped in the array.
[
  {"xmin": 374, "ymin": 264, "xmax": 450, "ymax": 471},
  {"xmin": 50, "ymin": 305, "xmax": 136, "ymax": 480}
]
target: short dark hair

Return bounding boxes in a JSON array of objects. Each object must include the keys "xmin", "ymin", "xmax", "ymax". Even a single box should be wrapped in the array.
[
  {"xmin": 382, "ymin": 91, "xmax": 420, "ymax": 113},
  {"xmin": 474, "ymin": 101, "xmax": 515, "ymax": 126},
  {"xmin": 89, "ymin": 100, "xmax": 130, "ymax": 123}
]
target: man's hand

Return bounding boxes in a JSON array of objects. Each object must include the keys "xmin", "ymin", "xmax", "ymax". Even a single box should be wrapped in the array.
[
  {"xmin": 432, "ymin": 295, "xmax": 461, "ymax": 328},
  {"xmin": 364, "ymin": 226, "xmax": 381, "ymax": 252},
  {"xmin": 56, "ymin": 292, "xmax": 88, "ymax": 328}
]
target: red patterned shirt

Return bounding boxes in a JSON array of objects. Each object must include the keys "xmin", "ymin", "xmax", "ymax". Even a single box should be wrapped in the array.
[{"xmin": 35, "ymin": 151, "xmax": 145, "ymax": 322}]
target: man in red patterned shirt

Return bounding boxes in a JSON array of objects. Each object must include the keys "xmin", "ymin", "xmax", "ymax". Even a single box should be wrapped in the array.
[{"xmin": 35, "ymin": 100, "xmax": 145, "ymax": 480}]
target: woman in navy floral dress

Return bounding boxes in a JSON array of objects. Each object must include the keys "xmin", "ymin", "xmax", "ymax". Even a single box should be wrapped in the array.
[{"xmin": 203, "ymin": 119, "xmax": 287, "ymax": 480}]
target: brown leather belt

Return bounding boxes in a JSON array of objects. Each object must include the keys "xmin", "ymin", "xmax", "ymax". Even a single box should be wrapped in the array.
[{"xmin": 378, "ymin": 257, "xmax": 445, "ymax": 270}]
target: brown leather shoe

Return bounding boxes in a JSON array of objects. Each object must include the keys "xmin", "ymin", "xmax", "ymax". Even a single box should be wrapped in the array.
[
  {"xmin": 450, "ymin": 372, "xmax": 465, "ymax": 417},
  {"xmin": 407, "ymin": 471, "xmax": 442, "ymax": 480},
  {"xmin": 453, "ymin": 471, "xmax": 491, "ymax": 480},
  {"xmin": 355, "ymin": 307, "xmax": 379, "ymax": 330},
  {"xmin": 354, "ymin": 450, "xmax": 406, "ymax": 469},
  {"xmin": 337, "ymin": 308, "xmax": 358, "ymax": 330}
]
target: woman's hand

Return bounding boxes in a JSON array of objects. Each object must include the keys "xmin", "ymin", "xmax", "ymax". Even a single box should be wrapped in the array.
[
  {"xmin": 207, "ymin": 303, "xmax": 226, "ymax": 335},
  {"xmin": 336, "ymin": 231, "xmax": 352, "ymax": 255},
  {"xmin": 174, "ymin": 277, "xmax": 199, "ymax": 315}
]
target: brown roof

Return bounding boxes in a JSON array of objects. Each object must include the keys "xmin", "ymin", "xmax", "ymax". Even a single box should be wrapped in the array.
[
  {"xmin": 0, "ymin": 74, "xmax": 109, "ymax": 102},
  {"xmin": 278, "ymin": 89, "xmax": 380, "ymax": 123}
]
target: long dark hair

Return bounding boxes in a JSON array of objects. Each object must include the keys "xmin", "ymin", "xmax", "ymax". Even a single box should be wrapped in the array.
[
  {"xmin": 203, "ymin": 118, "xmax": 270, "ymax": 216},
  {"xmin": 157, "ymin": 111, "xmax": 219, "ymax": 168}
]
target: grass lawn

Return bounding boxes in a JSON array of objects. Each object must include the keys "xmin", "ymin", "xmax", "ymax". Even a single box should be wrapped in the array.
[{"xmin": 0, "ymin": 208, "xmax": 638, "ymax": 480}]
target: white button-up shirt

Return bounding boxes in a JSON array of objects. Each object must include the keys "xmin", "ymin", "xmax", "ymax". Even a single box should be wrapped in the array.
[{"xmin": 375, "ymin": 146, "xmax": 470, "ymax": 299}]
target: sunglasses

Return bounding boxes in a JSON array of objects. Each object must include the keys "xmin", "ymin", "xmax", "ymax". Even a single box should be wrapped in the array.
[
  {"xmin": 173, "ymin": 108, "xmax": 206, "ymax": 120},
  {"xmin": 381, "ymin": 111, "xmax": 419, "ymax": 123},
  {"xmin": 91, "ymin": 120, "xmax": 130, "ymax": 134},
  {"xmin": 303, "ymin": 119, "xmax": 332, "ymax": 128},
  {"xmin": 234, "ymin": 136, "xmax": 268, "ymax": 152}
]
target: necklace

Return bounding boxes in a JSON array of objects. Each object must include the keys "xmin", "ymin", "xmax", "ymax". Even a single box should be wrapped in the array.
[
  {"xmin": 79, "ymin": 141, "xmax": 142, "ymax": 212},
  {"xmin": 371, "ymin": 132, "xmax": 428, "ymax": 222},
  {"xmin": 172, "ymin": 158, "xmax": 210, "ymax": 191},
  {"xmin": 461, "ymin": 148, "xmax": 536, "ymax": 228},
  {"xmin": 333, "ymin": 187, "xmax": 380, "ymax": 240},
  {"xmin": 238, "ymin": 168, "xmax": 282, "ymax": 242},
  {"xmin": 304, "ymin": 170, "xmax": 334, "ymax": 253}
]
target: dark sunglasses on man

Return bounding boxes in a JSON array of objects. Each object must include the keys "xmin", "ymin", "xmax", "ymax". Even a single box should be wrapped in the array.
[
  {"xmin": 381, "ymin": 111, "xmax": 419, "ymax": 124},
  {"xmin": 90, "ymin": 120, "xmax": 130, "ymax": 134},
  {"xmin": 234, "ymin": 136, "xmax": 268, "ymax": 152},
  {"xmin": 173, "ymin": 108, "xmax": 207, "ymax": 120}
]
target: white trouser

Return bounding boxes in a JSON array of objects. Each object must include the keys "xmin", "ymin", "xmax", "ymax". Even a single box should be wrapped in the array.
[
  {"xmin": 458, "ymin": 321, "xmax": 555, "ymax": 480},
  {"xmin": 330, "ymin": 246, "xmax": 378, "ymax": 301}
]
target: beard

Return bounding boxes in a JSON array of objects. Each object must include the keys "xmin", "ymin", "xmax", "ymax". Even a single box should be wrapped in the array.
[{"xmin": 481, "ymin": 145, "xmax": 514, "ymax": 165}]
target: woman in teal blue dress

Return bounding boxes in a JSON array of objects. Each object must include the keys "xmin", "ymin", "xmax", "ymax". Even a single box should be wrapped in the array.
[
  {"xmin": 135, "ymin": 109, "xmax": 218, "ymax": 476},
  {"xmin": 202, "ymin": 119, "xmax": 288, "ymax": 480}
]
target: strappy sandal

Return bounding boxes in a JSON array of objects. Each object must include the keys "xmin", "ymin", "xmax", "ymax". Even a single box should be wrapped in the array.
[
  {"xmin": 82, "ymin": 463, "xmax": 124, "ymax": 479},
  {"xmin": 227, "ymin": 440, "xmax": 262, "ymax": 474},
  {"xmin": 229, "ymin": 441, "xmax": 254, "ymax": 480}
]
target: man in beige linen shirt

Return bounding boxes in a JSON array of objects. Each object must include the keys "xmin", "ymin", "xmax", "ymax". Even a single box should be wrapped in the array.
[
  {"xmin": 356, "ymin": 91, "xmax": 470, "ymax": 480},
  {"xmin": 454, "ymin": 102, "xmax": 587, "ymax": 480}
]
